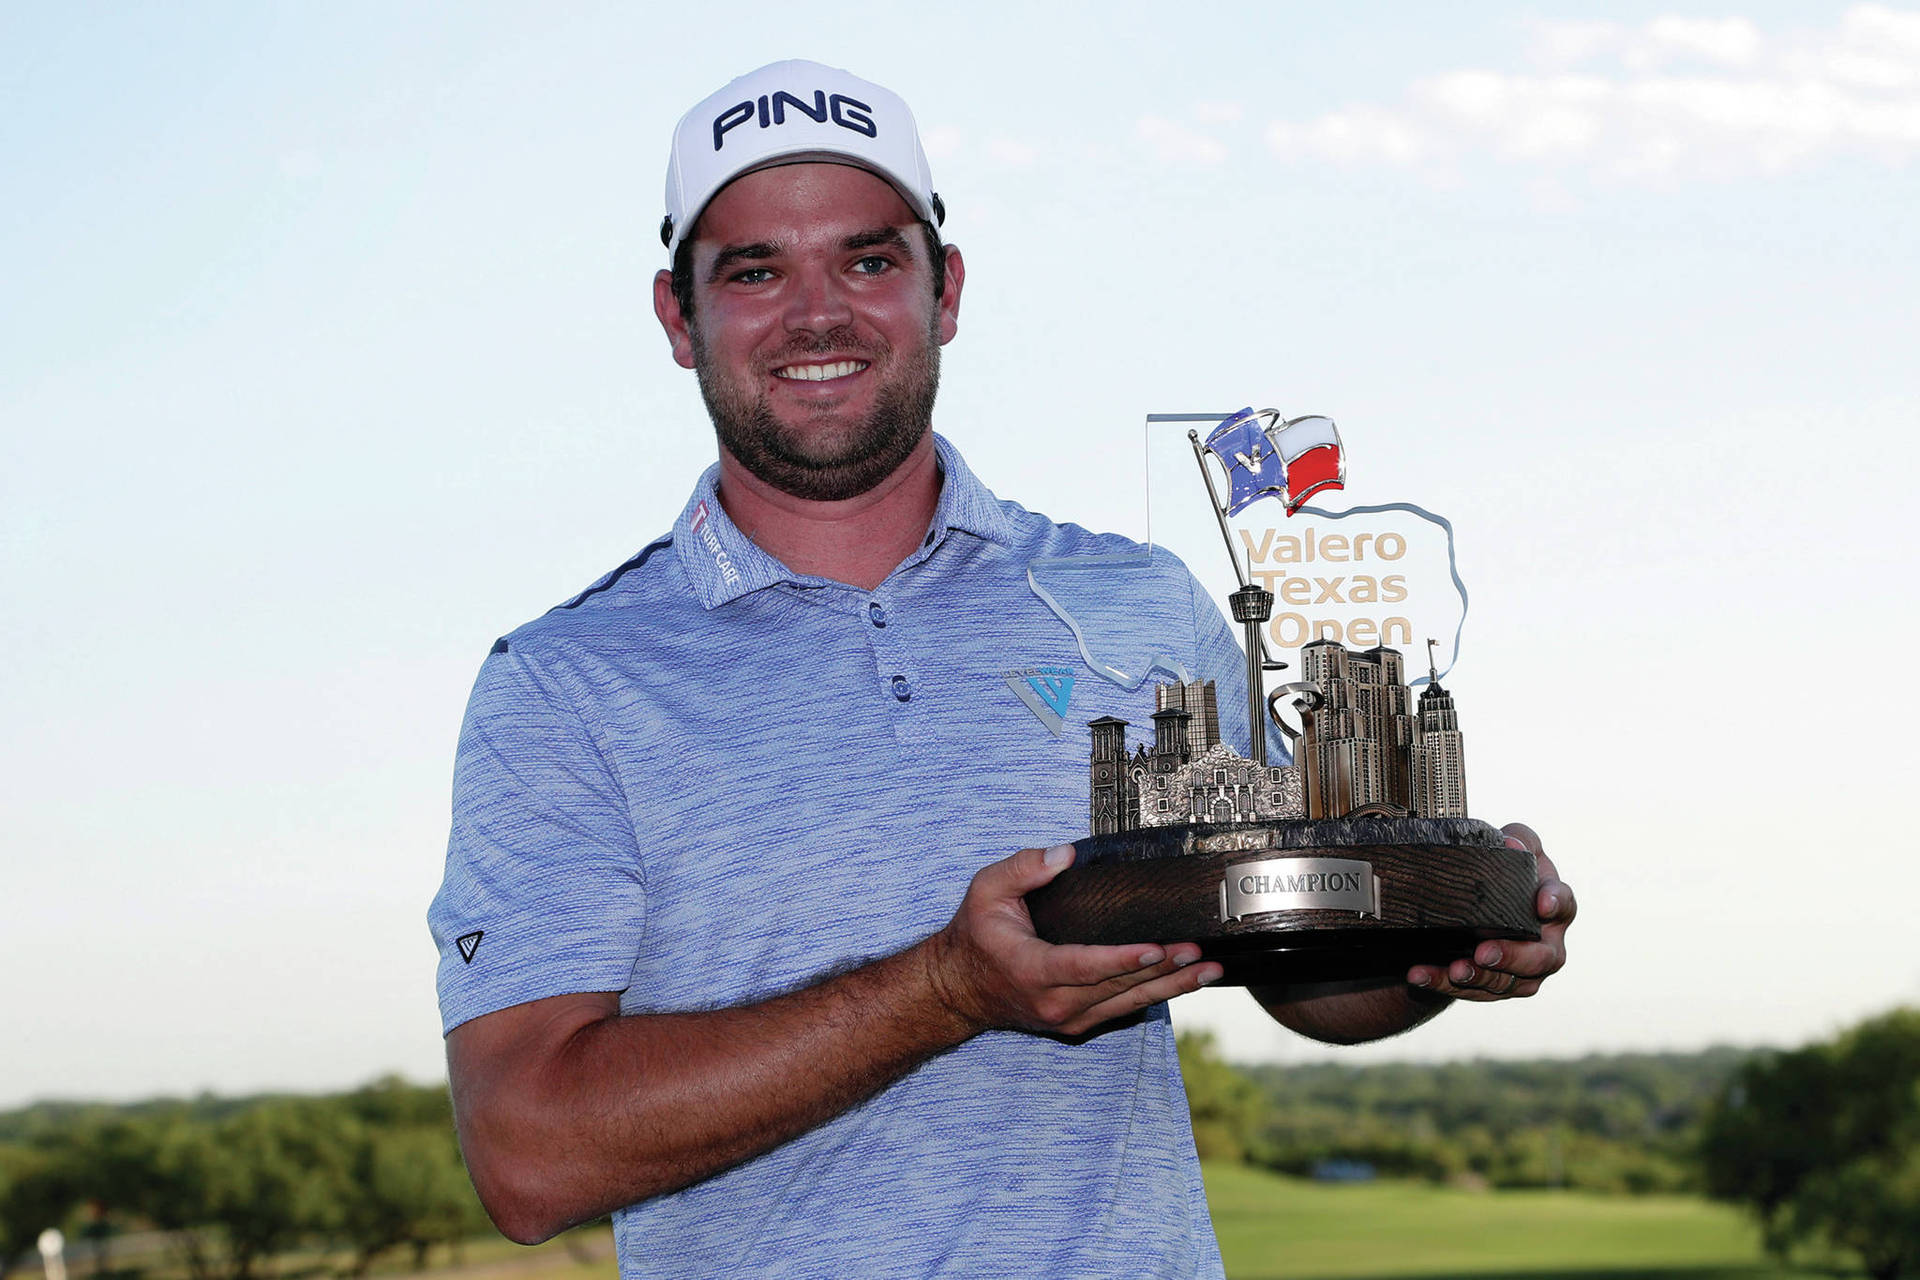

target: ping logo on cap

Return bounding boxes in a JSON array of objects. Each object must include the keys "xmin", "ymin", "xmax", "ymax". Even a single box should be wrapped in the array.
[
  {"xmin": 664, "ymin": 61, "xmax": 936, "ymax": 257},
  {"xmin": 712, "ymin": 90, "xmax": 877, "ymax": 151}
]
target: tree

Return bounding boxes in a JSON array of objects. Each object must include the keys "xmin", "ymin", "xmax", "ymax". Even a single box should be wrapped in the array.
[
  {"xmin": 207, "ymin": 1101, "xmax": 351, "ymax": 1280},
  {"xmin": 337, "ymin": 1077, "xmax": 455, "ymax": 1132},
  {"xmin": 335, "ymin": 1125, "xmax": 487, "ymax": 1275},
  {"xmin": 1700, "ymin": 1007, "xmax": 1920, "ymax": 1279},
  {"xmin": 0, "ymin": 1145, "xmax": 77, "ymax": 1280},
  {"xmin": 1176, "ymin": 1031, "xmax": 1269, "ymax": 1164},
  {"xmin": 105, "ymin": 1103, "xmax": 344, "ymax": 1280}
]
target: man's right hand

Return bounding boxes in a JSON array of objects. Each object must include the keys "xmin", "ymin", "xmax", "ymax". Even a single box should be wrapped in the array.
[{"xmin": 922, "ymin": 843, "xmax": 1222, "ymax": 1038}]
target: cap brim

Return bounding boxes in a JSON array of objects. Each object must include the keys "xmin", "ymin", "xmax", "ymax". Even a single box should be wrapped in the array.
[{"xmin": 672, "ymin": 148, "xmax": 936, "ymax": 254}]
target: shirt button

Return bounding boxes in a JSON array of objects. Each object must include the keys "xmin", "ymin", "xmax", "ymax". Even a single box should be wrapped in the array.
[
  {"xmin": 868, "ymin": 602, "xmax": 887, "ymax": 627},
  {"xmin": 890, "ymin": 675, "xmax": 911, "ymax": 702}
]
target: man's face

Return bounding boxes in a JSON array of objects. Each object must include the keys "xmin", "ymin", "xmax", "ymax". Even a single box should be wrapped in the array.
[{"xmin": 655, "ymin": 164, "xmax": 963, "ymax": 503}]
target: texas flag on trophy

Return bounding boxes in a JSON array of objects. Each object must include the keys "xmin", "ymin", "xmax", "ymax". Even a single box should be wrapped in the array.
[{"xmin": 1202, "ymin": 407, "xmax": 1346, "ymax": 518}]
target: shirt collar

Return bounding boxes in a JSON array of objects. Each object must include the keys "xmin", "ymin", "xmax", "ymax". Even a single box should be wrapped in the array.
[
  {"xmin": 675, "ymin": 432, "xmax": 1017, "ymax": 610},
  {"xmin": 927, "ymin": 432, "xmax": 1017, "ymax": 549}
]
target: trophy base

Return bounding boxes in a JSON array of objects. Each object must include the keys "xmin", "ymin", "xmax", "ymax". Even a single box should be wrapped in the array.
[{"xmin": 1025, "ymin": 816, "xmax": 1538, "ymax": 986}]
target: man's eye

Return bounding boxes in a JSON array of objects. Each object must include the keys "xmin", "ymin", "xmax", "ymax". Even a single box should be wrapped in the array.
[
  {"xmin": 730, "ymin": 267, "xmax": 774, "ymax": 284},
  {"xmin": 852, "ymin": 255, "xmax": 892, "ymax": 275}
]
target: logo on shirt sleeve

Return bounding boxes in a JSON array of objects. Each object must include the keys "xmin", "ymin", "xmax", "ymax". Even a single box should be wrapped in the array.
[
  {"xmin": 456, "ymin": 931, "xmax": 484, "ymax": 964},
  {"xmin": 1003, "ymin": 666, "xmax": 1075, "ymax": 737}
]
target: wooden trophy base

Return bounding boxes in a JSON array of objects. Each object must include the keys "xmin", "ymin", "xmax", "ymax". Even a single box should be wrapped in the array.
[{"xmin": 1024, "ymin": 816, "xmax": 1539, "ymax": 986}]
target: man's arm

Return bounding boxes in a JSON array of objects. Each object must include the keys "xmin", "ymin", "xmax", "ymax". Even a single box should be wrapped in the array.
[
  {"xmin": 448, "ymin": 844, "xmax": 1221, "ymax": 1244},
  {"xmin": 1250, "ymin": 823, "xmax": 1575, "ymax": 1043}
]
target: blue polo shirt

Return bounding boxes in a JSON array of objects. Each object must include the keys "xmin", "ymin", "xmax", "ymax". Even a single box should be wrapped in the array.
[{"xmin": 430, "ymin": 436, "xmax": 1246, "ymax": 1279}]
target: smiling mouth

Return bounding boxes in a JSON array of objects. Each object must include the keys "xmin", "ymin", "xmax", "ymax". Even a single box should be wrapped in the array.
[{"xmin": 773, "ymin": 360, "xmax": 870, "ymax": 382}]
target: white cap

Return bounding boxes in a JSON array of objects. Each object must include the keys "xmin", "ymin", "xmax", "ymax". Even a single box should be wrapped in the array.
[{"xmin": 661, "ymin": 59, "xmax": 942, "ymax": 258}]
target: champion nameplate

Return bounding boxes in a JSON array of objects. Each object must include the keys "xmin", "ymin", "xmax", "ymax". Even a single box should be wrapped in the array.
[{"xmin": 1219, "ymin": 857, "xmax": 1382, "ymax": 922}]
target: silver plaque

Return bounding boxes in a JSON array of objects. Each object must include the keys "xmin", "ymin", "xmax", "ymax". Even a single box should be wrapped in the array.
[{"xmin": 1219, "ymin": 857, "xmax": 1382, "ymax": 922}]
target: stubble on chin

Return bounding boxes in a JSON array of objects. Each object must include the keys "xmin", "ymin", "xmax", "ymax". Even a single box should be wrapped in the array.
[{"xmin": 692, "ymin": 321, "xmax": 942, "ymax": 504}]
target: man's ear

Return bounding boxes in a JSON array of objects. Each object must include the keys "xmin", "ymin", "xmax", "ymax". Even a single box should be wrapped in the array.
[
  {"xmin": 653, "ymin": 269, "xmax": 697, "ymax": 370},
  {"xmin": 936, "ymin": 244, "xmax": 965, "ymax": 346}
]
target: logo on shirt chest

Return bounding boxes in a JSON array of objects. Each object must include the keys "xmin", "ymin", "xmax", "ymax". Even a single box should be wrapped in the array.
[{"xmin": 1003, "ymin": 666, "xmax": 1076, "ymax": 737}]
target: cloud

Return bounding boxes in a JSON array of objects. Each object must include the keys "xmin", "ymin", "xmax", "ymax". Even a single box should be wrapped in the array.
[
  {"xmin": 921, "ymin": 130, "xmax": 1041, "ymax": 169},
  {"xmin": 921, "ymin": 125, "xmax": 965, "ymax": 161},
  {"xmin": 1267, "ymin": 5, "xmax": 1920, "ymax": 181},
  {"xmin": 985, "ymin": 136, "xmax": 1041, "ymax": 168},
  {"xmin": 278, "ymin": 151, "xmax": 324, "ymax": 182},
  {"xmin": 1640, "ymin": 16, "xmax": 1764, "ymax": 67},
  {"xmin": 1266, "ymin": 105, "xmax": 1429, "ymax": 167},
  {"xmin": 1136, "ymin": 116, "xmax": 1229, "ymax": 167},
  {"xmin": 1192, "ymin": 101, "xmax": 1245, "ymax": 125}
]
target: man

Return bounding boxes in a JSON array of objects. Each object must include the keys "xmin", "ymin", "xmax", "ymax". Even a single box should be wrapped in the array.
[{"xmin": 429, "ymin": 60, "xmax": 1573, "ymax": 1278}]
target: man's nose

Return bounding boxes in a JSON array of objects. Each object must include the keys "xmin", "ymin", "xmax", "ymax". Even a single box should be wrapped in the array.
[{"xmin": 782, "ymin": 267, "xmax": 854, "ymax": 334}]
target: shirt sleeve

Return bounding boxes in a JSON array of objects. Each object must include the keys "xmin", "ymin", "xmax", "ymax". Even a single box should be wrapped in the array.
[{"xmin": 427, "ymin": 641, "xmax": 648, "ymax": 1035}]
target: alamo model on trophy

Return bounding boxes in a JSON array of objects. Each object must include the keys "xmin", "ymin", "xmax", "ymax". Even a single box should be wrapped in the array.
[{"xmin": 1024, "ymin": 408, "xmax": 1538, "ymax": 985}]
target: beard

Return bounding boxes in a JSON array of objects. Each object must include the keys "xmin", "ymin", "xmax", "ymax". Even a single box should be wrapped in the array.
[{"xmin": 692, "ymin": 319, "xmax": 941, "ymax": 503}]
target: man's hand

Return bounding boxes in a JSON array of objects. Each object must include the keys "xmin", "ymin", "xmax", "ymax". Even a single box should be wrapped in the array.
[
  {"xmin": 925, "ymin": 844, "xmax": 1221, "ymax": 1038},
  {"xmin": 1407, "ymin": 822, "xmax": 1574, "ymax": 1000}
]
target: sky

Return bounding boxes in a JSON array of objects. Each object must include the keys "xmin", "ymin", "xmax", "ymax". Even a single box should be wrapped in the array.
[{"xmin": 3, "ymin": 2, "xmax": 1917, "ymax": 1105}]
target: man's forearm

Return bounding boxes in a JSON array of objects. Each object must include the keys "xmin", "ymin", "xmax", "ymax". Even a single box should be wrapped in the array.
[
  {"xmin": 448, "ymin": 845, "xmax": 1219, "ymax": 1243},
  {"xmin": 452, "ymin": 938, "xmax": 973, "ymax": 1243}
]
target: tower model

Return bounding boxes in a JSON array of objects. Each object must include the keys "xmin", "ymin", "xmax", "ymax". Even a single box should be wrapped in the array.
[{"xmin": 1409, "ymin": 640, "xmax": 1468, "ymax": 817}]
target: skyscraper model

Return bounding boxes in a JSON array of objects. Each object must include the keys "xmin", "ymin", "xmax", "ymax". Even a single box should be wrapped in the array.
[{"xmin": 1410, "ymin": 638, "xmax": 1468, "ymax": 819}]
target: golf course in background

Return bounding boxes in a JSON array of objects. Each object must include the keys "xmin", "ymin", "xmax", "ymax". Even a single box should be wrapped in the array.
[
  {"xmin": 484, "ymin": 1168, "xmax": 1821, "ymax": 1280},
  {"xmin": 1201, "ymin": 1163, "xmax": 1822, "ymax": 1279}
]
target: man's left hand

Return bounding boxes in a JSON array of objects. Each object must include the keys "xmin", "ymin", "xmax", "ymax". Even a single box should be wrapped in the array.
[{"xmin": 1407, "ymin": 822, "xmax": 1573, "ymax": 1001}]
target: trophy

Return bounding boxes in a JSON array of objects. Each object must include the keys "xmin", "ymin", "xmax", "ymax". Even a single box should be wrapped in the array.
[{"xmin": 1024, "ymin": 408, "xmax": 1538, "ymax": 985}]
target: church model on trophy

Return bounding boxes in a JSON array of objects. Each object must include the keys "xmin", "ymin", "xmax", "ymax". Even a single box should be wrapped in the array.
[{"xmin": 1087, "ymin": 637, "xmax": 1469, "ymax": 838}]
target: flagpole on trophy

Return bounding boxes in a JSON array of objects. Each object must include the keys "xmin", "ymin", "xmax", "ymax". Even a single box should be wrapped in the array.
[
  {"xmin": 1188, "ymin": 429, "xmax": 1276, "ymax": 766},
  {"xmin": 1186, "ymin": 430, "xmax": 1252, "ymax": 591}
]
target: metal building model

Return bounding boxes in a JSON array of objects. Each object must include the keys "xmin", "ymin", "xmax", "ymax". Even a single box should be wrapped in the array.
[{"xmin": 1087, "ymin": 639, "xmax": 1467, "ymax": 834}]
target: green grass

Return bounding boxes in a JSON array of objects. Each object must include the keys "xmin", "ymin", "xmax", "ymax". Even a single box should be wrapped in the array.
[
  {"xmin": 389, "ymin": 1175, "xmax": 1828, "ymax": 1280},
  {"xmin": 1202, "ymin": 1164, "xmax": 1831, "ymax": 1280}
]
